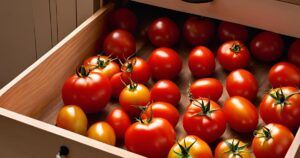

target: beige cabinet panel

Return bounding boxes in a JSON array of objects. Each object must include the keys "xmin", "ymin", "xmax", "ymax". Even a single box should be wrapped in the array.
[{"xmin": 57, "ymin": 0, "xmax": 77, "ymax": 41}]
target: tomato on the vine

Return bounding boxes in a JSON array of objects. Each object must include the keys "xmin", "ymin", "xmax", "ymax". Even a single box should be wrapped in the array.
[
  {"xmin": 87, "ymin": 122, "xmax": 116, "ymax": 146},
  {"xmin": 106, "ymin": 108, "xmax": 131, "ymax": 139},
  {"xmin": 109, "ymin": 8, "xmax": 137, "ymax": 33},
  {"xmin": 168, "ymin": 135, "xmax": 213, "ymax": 158},
  {"xmin": 259, "ymin": 87, "xmax": 300, "ymax": 130},
  {"xmin": 150, "ymin": 80, "xmax": 181, "ymax": 105},
  {"xmin": 121, "ymin": 57, "xmax": 151, "ymax": 84},
  {"xmin": 214, "ymin": 139, "xmax": 250, "ymax": 158},
  {"xmin": 252, "ymin": 123, "xmax": 294, "ymax": 158},
  {"xmin": 189, "ymin": 78, "xmax": 223, "ymax": 102},
  {"xmin": 288, "ymin": 39, "xmax": 300, "ymax": 67},
  {"xmin": 218, "ymin": 21, "xmax": 248, "ymax": 43}
]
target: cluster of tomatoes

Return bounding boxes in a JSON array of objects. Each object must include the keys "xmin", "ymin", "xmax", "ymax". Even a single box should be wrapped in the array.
[{"xmin": 56, "ymin": 6, "xmax": 300, "ymax": 158}]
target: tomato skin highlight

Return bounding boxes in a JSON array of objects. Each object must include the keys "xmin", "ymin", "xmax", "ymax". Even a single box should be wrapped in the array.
[
  {"xmin": 214, "ymin": 139, "xmax": 251, "ymax": 158},
  {"xmin": 288, "ymin": 39, "xmax": 300, "ymax": 67},
  {"xmin": 252, "ymin": 123, "xmax": 294, "ymax": 158},
  {"xmin": 188, "ymin": 46, "xmax": 215, "ymax": 77},
  {"xmin": 150, "ymin": 80, "xmax": 181, "ymax": 105},
  {"xmin": 109, "ymin": 8, "xmax": 137, "ymax": 33},
  {"xmin": 226, "ymin": 69, "xmax": 258, "ymax": 101},
  {"xmin": 190, "ymin": 78, "xmax": 223, "ymax": 102},
  {"xmin": 125, "ymin": 118, "xmax": 176, "ymax": 158},
  {"xmin": 223, "ymin": 96, "xmax": 258, "ymax": 133},
  {"xmin": 106, "ymin": 108, "xmax": 131, "ymax": 139},
  {"xmin": 121, "ymin": 57, "xmax": 151, "ymax": 84},
  {"xmin": 218, "ymin": 21, "xmax": 248, "ymax": 43},
  {"xmin": 87, "ymin": 122, "xmax": 116, "ymax": 146}
]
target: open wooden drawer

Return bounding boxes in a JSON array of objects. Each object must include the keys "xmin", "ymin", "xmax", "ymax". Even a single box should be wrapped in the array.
[{"xmin": 0, "ymin": 1, "xmax": 299, "ymax": 158}]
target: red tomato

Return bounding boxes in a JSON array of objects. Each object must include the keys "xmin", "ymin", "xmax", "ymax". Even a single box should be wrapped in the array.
[
  {"xmin": 119, "ymin": 83, "xmax": 150, "ymax": 117},
  {"xmin": 218, "ymin": 21, "xmax": 248, "ymax": 43},
  {"xmin": 217, "ymin": 40, "xmax": 250, "ymax": 71},
  {"xmin": 87, "ymin": 122, "xmax": 116, "ymax": 146},
  {"xmin": 62, "ymin": 66, "xmax": 112, "ymax": 113},
  {"xmin": 214, "ymin": 139, "xmax": 250, "ymax": 158},
  {"xmin": 148, "ymin": 47, "xmax": 182, "ymax": 80},
  {"xmin": 183, "ymin": 98, "xmax": 226, "ymax": 143},
  {"xmin": 288, "ymin": 39, "xmax": 300, "ymax": 67},
  {"xmin": 83, "ymin": 55, "xmax": 120, "ymax": 79},
  {"xmin": 125, "ymin": 118, "xmax": 176, "ymax": 158},
  {"xmin": 150, "ymin": 80, "xmax": 181, "ymax": 105},
  {"xmin": 103, "ymin": 29, "xmax": 136, "ymax": 59},
  {"xmin": 223, "ymin": 96, "xmax": 258, "ymax": 133},
  {"xmin": 259, "ymin": 87, "xmax": 300, "ymax": 130},
  {"xmin": 106, "ymin": 108, "xmax": 131, "ymax": 139},
  {"xmin": 189, "ymin": 78, "xmax": 223, "ymax": 102},
  {"xmin": 226, "ymin": 69, "xmax": 258, "ymax": 100},
  {"xmin": 168, "ymin": 135, "xmax": 213, "ymax": 158},
  {"xmin": 147, "ymin": 17, "xmax": 179, "ymax": 47},
  {"xmin": 56, "ymin": 105, "xmax": 88, "ymax": 135},
  {"xmin": 188, "ymin": 46, "xmax": 215, "ymax": 77},
  {"xmin": 250, "ymin": 31, "xmax": 284, "ymax": 62},
  {"xmin": 109, "ymin": 8, "xmax": 137, "ymax": 33},
  {"xmin": 268, "ymin": 62, "xmax": 300, "ymax": 88},
  {"xmin": 110, "ymin": 72, "xmax": 130, "ymax": 99},
  {"xmin": 142, "ymin": 102, "xmax": 179, "ymax": 127},
  {"xmin": 183, "ymin": 17, "xmax": 215, "ymax": 46},
  {"xmin": 252, "ymin": 123, "xmax": 294, "ymax": 158},
  {"xmin": 121, "ymin": 57, "xmax": 151, "ymax": 84}
]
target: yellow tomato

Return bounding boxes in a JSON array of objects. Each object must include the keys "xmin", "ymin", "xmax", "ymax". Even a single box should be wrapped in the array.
[
  {"xmin": 87, "ymin": 122, "xmax": 116, "ymax": 146},
  {"xmin": 214, "ymin": 138, "xmax": 251, "ymax": 158}
]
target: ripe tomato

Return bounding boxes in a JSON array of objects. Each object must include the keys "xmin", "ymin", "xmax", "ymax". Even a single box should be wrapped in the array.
[
  {"xmin": 183, "ymin": 98, "xmax": 226, "ymax": 143},
  {"xmin": 250, "ymin": 31, "xmax": 284, "ymax": 62},
  {"xmin": 223, "ymin": 96, "xmax": 258, "ymax": 133},
  {"xmin": 217, "ymin": 40, "xmax": 250, "ymax": 71},
  {"xmin": 252, "ymin": 123, "xmax": 294, "ymax": 158},
  {"xmin": 83, "ymin": 55, "xmax": 120, "ymax": 79},
  {"xmin": 110, "ymin": 72, "xmax": 130, "ymax": 99},
  {"xmin": 288, "ymin": 39, "xmax": 300, "ymax": 67},
  {"xmin": 147, "ymin": 17, "xmax": 179, "ymax": 47},
  {"xmin": 119, "ymin": 83, "xmax": 150, "ymax": 117},
  {"xmin": 56, "ymin": 105, "xmax": 88, "ymax": 135},
  {"xmin": 268, "ymin": 62, "xmax": 300, "ymax": 88},
  {"xmin": 106, "ymin": 108, "xmax": 131, "ymax": 139},
  {"xmin": 150, "ymin": 80, "xmax": 181, "ymax": 105},
  {"xmin": 109, "ymin": 8, "xmax": 137, "ymax": 33},
  {"xmin": 148, "ymin": 47, "xmax": 182, "ymax": 80},
  {"xmin": 188, "ymin": 46, "xmax": 215, "ymax": 77},
  {"xmin": 125, "ymin": 117, "xmax": 176, "ymax": 158},
  {"xmin": 218, "ymin": 21, "xmax": 248, "ymax": 43},
  {"xmin": 87, "ymin": 122, "xmax": 116, "ymax": 146},
  {"xmin": 226, "ymin": 69, "xmax": 258, "ymax": 100},
  {"xmin": 214, "ymin": 139, "xmax": 250, "ymax": 158},
  {"xmin": 121, "ymin": 57, "xmax": 151, "ymax": 84},
  {"xmin": 103, "ymin": 29, "xmax": 136, "ymax": 59},
  {"xmin": 168, "ymin": 135, "xmax": 213, "ymax": 158},
  {"xmin": 189, "ymin": 78, "xmax": 223, "ymax": 102},
  {"xmin": 259, "ymin": 87, "xmax": 300, "ymax": 130},
  {"xmin": 183, "ymin": 17, "xmax": 215, "ymax": 46},
  {"xmin": 142, "ymin": 102, "xmax": 180, "ymax": 127},
  {"xmin": 62, "ymin": 66, "xmax": 112, "ymax": 113}
]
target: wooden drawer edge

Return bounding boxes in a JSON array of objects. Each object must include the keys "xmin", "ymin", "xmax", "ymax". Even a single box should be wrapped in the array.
[{"xmin": 286, "ymin": 126, "xmax": 300, "ymax": 158}]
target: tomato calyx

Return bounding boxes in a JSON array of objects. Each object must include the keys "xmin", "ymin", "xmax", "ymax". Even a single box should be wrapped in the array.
[
  {"xmin": 136, "ymin": 104, "xmax": 153, "ymax": 124},
  {"xmin": 230, "ymin": 42, "xmax": 241, "ymax": 53},
  {"xmin": 75, "ymin": 65, "xmax": 91, "ymax": 77},
  {"xmin": 224, "ymin": 139, "xmax": 249, "ymax": 158},
  {"xmin": 189, "ymin": 96, "xmax": 218, "ymax": 117},
  {"xmin": 121, "ymin": 57, "xmax": 137, "ymax": 73},
  {"xmin": 268, "ymin": 88, "xmax": 300, "ymax": 111},
  {"xmin": 173, "ymin": 137, "xmax": 197, "ymax": 158},
  {"xmin": 254, "ymin": 127, "xmax": 272, "ymax": 139},
  {"xmin": 95, "ymin": 55, "xmax": 110, "ymax": 69}
]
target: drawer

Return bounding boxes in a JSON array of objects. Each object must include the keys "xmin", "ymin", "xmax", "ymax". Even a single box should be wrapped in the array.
[{"xmin": 0, "ymin": 1, "xmax": 299, "ymax": 158}]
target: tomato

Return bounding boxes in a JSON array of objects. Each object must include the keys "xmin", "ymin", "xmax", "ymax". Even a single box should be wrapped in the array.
[
  {"xmin": 119, "ymin": 83, "xmax": 150, "ymax": 117},
  {"xmin": 103, "ymin": 29, "xmax": 136, "ymax": 59},
  {"xmin": 87, "ymin": 122, "xmax": 116, "ymax": 146},
  {"xmin": 223, "ymin": 96, "xmax": 258, "ymax": 133},
  {"xmin": 148, "ymin": 47, "xmax": 182, "ymax": 80},
  {"xmin": 226, "ymin": 69, "xmax": 258, "ymax": 100},
  {"xmin": 252, "ymin": 123, "xmax": 294, "ymax": 158},
  {"xmin": 183, "ymin": 17, "xmax": 215, "ymax": 46},
  {"xmin": 109, "ymin": 8, "xmax": 137, "ymax": 33},
  {"xmin": 188, "ymin": 46, "xmax": 215, "ymax": 77},
  {"xmin": 168, "ymin": 135, "xmax": 213, "ymax": 158},
  {"xmin": 288, "ymin": 39, "xmax": 300, "ymax": 67},
  {"xmin": 110, "ymin": 72, "xmax": 130, "ymax": 99},
  {"xmin": 62, "ymin": 66, "xmax": 112, "ymax": 113},
  {"xmin": 121, "ymin": 57, "xmax": 151, "ymax": 84},
  {"xmin": 214, "ymin": 139, "xmax": 250, "ymax": 158},
  {"xmin": 250, "ymin": 31, "xmax": 284, "ymax": 62},
  {"xmin": 106, "ymin": 108, "xmax": 131, "ymax": 139},
  {"xmin": 142, "ymin": 102, "xmax": 180, "ymax": 127},
  {"xmin": 150, "ymin": 80, "xmax": 181, "ymax": 105},
  {"xmin": 147, "ymin": 17, "xmax": 179, "ymax": 47},
  {"xmin": 217, "ymin": 40, "xmax": 250, "ymax": 71},
  {"xmin": 218, "ymin": 21, "xmax": 248, "ymax": 43},
  {"xmin": 268, "ymin": 62, "xmax": 300, "ymax": 88},
  {"xmin": 56, "ymin": 105, "xmax": 88, "ymax": 135},
  {"xmin": 183, "ymin": 98, "xmax": 226, "ymax": 143},
  {"xmin": 259, "ymin": 87, "xmax": 300, "ymax": 130},
  {"xmin": 189, "ymin": 78, "xmax": 223, "ymax": 102},
  {"xmin": 83, "ymin": 55, "xmax": 120, "ymax": 79},
  {"xmin": 125, "ymin": 117, "xmax": 176, "ymax": 158}
]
